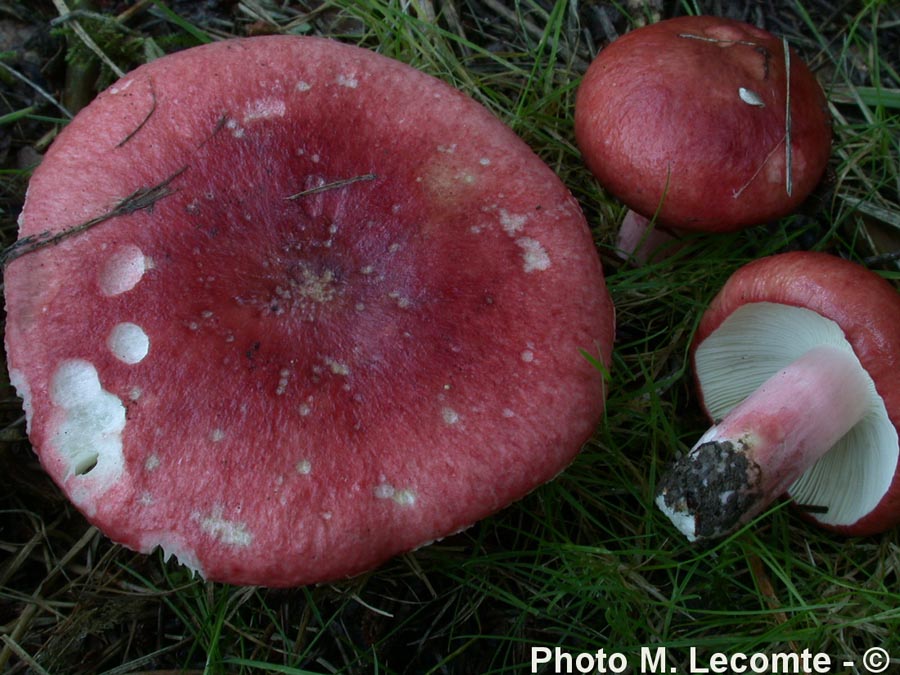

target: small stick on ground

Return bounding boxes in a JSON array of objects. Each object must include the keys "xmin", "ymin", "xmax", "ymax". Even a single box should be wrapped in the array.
[
  {"xmin": 747, "ymin": 554, "xmax": 810, "ymax": 675},
  {"xmin": 51, "ymin": 0, "xmax": 125, "ymax": 79},
  {"xmin": 0, "ymin": 61, "xmax": 72, "ymax": 119}
]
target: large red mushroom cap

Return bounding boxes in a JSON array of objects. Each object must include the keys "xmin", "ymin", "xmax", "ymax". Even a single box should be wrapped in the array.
[
  {"xmin": 657, "ymin": 252, "xmax": 900, "ymax": 540},
  {"xmin": 575, "ymin": 15, "xmax": 832, "ymax": 233},
  {"xmin": 4, "ymin": 36, "xmax": 614, "ymax": 586}
]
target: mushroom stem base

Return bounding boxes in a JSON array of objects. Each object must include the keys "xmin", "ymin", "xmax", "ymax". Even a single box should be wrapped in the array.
[
  {"xmin": 615, "ymin": 210, "xmax": 683, "ymax": 264},
  {"xmin": 657, "ymin": 344, "xmax": 871, "ymax": 541}
]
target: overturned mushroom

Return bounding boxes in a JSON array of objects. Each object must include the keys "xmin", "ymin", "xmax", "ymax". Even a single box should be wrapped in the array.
[
  {"xmin": 574, "ymin": 15, "xmax": 832, "ymax": 250},
  {"xmin": 657, "ymin": 252, "xmax": 900, "ymax": 541},
  {"xmin": 4, "ymin": 36, "xmax": 615, "ymax": 586}
]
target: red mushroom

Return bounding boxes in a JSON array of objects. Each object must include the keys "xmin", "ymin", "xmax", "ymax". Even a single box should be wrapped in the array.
[
  {"xmin": 4, "ymin": 36, "xmax": 614, "ymax": 586},
  {"xmin": 657, "ymin": 252, "xmax": 900, "ymax": 540},
  {"xmin": 574, "ymin": 15, "xmax": 832, "ymax": 244}
]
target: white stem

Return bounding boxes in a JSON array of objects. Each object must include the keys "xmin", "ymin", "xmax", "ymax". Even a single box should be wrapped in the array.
[
  {"xmin": 657, "ymin": 344, "xmax": 870, "ymax": 541},
  {"xmin": 615, "ymin": 210, "xmax": 681, "ymax": 263}
]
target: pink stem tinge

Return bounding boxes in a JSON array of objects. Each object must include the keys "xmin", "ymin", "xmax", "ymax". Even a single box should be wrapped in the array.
[{"xmin": 657, "ymin": 344, "xmax": 870, "ymax": 541}]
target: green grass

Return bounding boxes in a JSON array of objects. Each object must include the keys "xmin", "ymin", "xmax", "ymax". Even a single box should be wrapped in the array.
[{"xmin": 1, "ymin": 1, "xmax": 900, "ymax": 673}]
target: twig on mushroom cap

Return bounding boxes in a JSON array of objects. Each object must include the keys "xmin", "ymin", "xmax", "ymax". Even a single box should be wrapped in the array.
[
  {"xmin": 783, "ymin": 36, "xmax": 793, "ymax": 197},
  {"xmin": 0, "ymin": 166, "xmax": 187, "ymax": 268},
  {"xmin": 731, "ymin": 135, "xmax": 787, "ymax": 200},
  {"xmin": 285, "ymin": 173, "xmax": 378, "ymax": 200},
  {"xmin": 676, "ymin": 32, "xmax": 766, "ymax": 50},
  {"xmin": 116, "ymin": 85, "xmax": 157, "ymax": 148}
]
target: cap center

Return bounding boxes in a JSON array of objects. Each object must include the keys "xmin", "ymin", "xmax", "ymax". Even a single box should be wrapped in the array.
[{"xmin": 252, "ymin": 257, "xmax": 343, "ymax": 320}]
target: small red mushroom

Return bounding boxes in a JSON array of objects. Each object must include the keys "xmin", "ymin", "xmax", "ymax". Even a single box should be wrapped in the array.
[
  {"xmin": 657, "ymin": 252, "xmax": 900, "ymax": 540},
  {"xmin": 574, "ymin": 15, "xmax": 832, "ymax": 240},
  {"xmin": 4, "ymin": 36, "xmax": 615, "ymax": 586}
]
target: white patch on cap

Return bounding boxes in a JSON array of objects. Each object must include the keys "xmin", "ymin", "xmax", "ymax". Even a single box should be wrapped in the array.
[
  {"xmin": 148, "ymin": 534, "xmax": 204, "ymax": 577},
  {"xmin": 107, "ymin": 322, "xmax": 150, "ymax": 364},
  {"xmin": 99, "ymin": 245, "xmax": 149, "ymax": 296},
  {"xmin": 516, "ymin": 238, "xmax": 551, "ymax": 273},
  {"xmin": 199, "ymin": 506, "xmax": 252, "ymax": 547},
  {"xmin": 738, "ymin": 87, "xmax": 765, "ymax": 107},
  {"xmin": 324, "ymin": 357, "xmax": 350, "ymax": 376},
  {"xmin": 337, "ymin": 73, "xmax": 359, "ymax": 88},
  {"xmin": 296, "ymin": 459, "xmax": 312, "ymax": 474},
  {"xmin": 499, "ymin": 210, "xmax": 527, "ymax": 236},
  {"xmin": 521, "ymin": 349, "xmax": 535, "ymax": 363},
  {"xmin": 210, "ymin": 428, "xmax": 226, "ymax": 442},
  {"xmin": 243, "ymin": 98, "xmax": 286, "ymax": 122},
  {"xmin": 50, "ymin": 360, "xmax": 101, "ymax": 408},
  {"xmin": 374, "ymin": 484, "xmax": 394, "ymax": 499},
  {"xmin": 296, "ymin": 265, "xmax": 336, "ymax": 304},
  {"xmin": 226, "ymin": 118, "xmax": 244, "ymax": 138},
  {"xmin": 276, "ymin": 368, "xmax": 291, "ymax": 395},
  {"xmin": 144, "ymin": 454, "xmax": 160, "ymax": 471},
  {"xmin": 109, "ymin": 79, "xmax": 134, "ymax": 95},
  {"xmin": 374, "ymin": 483, "xmax": 417, "ymax": 506},
  {"xmin": 296, "ymin": 80, "xmax": 312, "ymax": 92},
  {"xmin": 442, "ymin": 407, "xmax": 460, "ymax": 425},
  {"xmin": 392, "ymin": 489, "xmax": 416, "ymax": 506},
  {"xmin": 388, "ymin": 291, "xmax": 412, "ymax": 309},
  {"xmin": 49, "ymin": 360, "xmax": 126, "ymax": 501}
]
